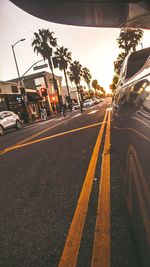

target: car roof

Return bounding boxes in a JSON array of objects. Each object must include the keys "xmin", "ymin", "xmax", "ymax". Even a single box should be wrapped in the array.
[{"xmin": 10, "ymin": 0, "xmax": 150, "ymax": 29}]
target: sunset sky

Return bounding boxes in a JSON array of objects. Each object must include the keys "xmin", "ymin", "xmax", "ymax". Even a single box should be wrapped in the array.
[{"xmin": 0, "ymin": 0, "xmax": 150, "ymax": 93}]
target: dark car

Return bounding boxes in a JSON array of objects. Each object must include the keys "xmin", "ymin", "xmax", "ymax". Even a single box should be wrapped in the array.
[{"xmin": 112, "ymin": 47, "xmax": 150, "ymax": 267}]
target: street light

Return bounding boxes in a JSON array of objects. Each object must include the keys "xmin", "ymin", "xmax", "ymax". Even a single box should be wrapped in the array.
[
  {"xmin": 11, "ymin": 38, "xmax": 29, "ymax": 122},
  {"xmin": 11, "ymin": 38, "xmax": 26, "ymax": 86}
]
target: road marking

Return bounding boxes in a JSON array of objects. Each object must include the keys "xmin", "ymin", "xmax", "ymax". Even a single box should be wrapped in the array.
[
  {"xmin": 0, "ymin": 118, "xmax": 73, "ymax": 154},
  {"xmin": 107, "ymin": 107, "xmax": 112, "ymax": 111},
  {"xmin": 56, "ymin": 117, "xmax": 66, "ymax": 121},
  {"xmin": 24, "ymin": 124, "xmax": 39, "ymax": 129},
  {"xmin": 39, "ymin": 118, "xmax": 55, "ymax": 123},
  {"xmin": 91, "ymin": 110, "xmax": 111, "ymax": 267},
  {"xmin": 0, "ymin": 121, "xmax": 107, "ymax": 155},
  {"xmin": 73, "ymin": 113, "xmax": 81, "ymax": 117},
  {"xmin": 58, "ymin": 111, "xmax": 108, "ymax": 267},
  {"xmin": 88, "ymin": 110, "xmax": 98, "ymax": 115}
]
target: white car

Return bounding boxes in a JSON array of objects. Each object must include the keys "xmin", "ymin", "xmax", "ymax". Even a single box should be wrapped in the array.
[
  {"xmin": 0, "ymin": 111, "xmax": 22, "ymax": 136},
  {"xmin": 83, "ymin": 99, "xmax": 94, "ymax": 108}
]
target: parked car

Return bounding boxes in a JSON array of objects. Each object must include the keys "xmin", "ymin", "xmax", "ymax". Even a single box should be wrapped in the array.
[
  {"xmin": 112, "ymin": 47, "xmax": 150, "ymax": 267},
  {"xmin": 91, "ymin": 98, "xmax": 97, "ymax": 104},
  {"xmin": 83, "ymin": 99, "xmax": 94, "ymax": 108},
  {"xmin": 95, "ymin": 98, "xmax": 101, "ymax": 104},
  {"xmin": 0, "ymin": 111, "xmax": 22, "ymax": 136}
]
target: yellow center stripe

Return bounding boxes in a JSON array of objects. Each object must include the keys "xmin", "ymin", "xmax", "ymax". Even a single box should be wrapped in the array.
[
  {"xmin": 0, "ymin": 121, "xmax": 105, "ymax": 155},
  {"xmin": 91, "ymin": 110, "xmax": 111, "ymax": 267},
  {"xmin": 58, "ymin": 111, "xmax": 108, "ymax": 267},
  {"xmin": 0, "ymin": 118, "xmax": 73, "ymax": 154}
]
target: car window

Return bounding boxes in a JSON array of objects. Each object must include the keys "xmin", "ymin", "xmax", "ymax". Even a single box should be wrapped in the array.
[
  {"xmin": 0, "ymin": 112, "xmax": 8, "ymax": 118},
  {"xmin": 5, "ymin": 112, "xmax": 12, "ymax": 117},
  {"xmin": 126, "ymin": 48, "xmax": 150, "ymax": 80}
]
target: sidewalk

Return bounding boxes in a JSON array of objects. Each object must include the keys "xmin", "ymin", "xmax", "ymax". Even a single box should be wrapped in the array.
[{"xmin": 23, "ymin": 109, "xmax": 75, "ymax": 127}]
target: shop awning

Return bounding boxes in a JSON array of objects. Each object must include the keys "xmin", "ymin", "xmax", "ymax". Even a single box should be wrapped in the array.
[{"xmin": 27, "ymin": 92, "xmax": 43, "ymax": 102}]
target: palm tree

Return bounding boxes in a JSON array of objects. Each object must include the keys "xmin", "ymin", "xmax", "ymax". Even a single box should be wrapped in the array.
[
  {"xmin": 114, "ymin": 52, "xmax": 127, "ymax": 75},
  {"xmin": 82, "ymin": 67, "xmax": 92, "ymax": 91},
  {"xmin": 92, "ymin": 79, "xmax": 98, "ymax": 96},
  {"xmin": 99, "ymin": 86, "xmax": 106, "ymax": 97},
  {"xmin": 67, "ymin": 61, "xmax": 83, "ymax": 112},
  {"xmin": 31, "ymin": 29, "xmax": 61, "ymax": 108},
  {"xmin": 55, "ymin": 46, "xmax": 72, "ymax": 101},
  {"xmin": 117, "ymin": 28, "xmax": 143, "ymax": 54}
]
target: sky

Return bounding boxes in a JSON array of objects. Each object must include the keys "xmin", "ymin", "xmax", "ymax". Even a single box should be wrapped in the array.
[{"xmin": 0, "ymin": 0, "xmax": 150, "ymax": 93}]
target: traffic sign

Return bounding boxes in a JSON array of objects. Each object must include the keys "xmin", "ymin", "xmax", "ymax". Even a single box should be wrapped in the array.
[{"xmin": 33, "ymin": 64, "xmax": 48, "ymax": 70}]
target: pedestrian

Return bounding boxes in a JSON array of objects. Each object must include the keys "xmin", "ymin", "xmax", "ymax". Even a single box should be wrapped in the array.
[
  {"xmin": 40, "ymin": 107, "xmax": 47, "ymax": 120},
  {"xmin": 62, "ymin": 103, "xmax": 66, "ymax": 117}
]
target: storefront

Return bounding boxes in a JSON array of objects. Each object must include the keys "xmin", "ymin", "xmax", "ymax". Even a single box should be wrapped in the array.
[
  {"xmin": 0, "ymin": 95, "xmax": 7, "ymax": 111},
  {"xmin": 49, "ymin": 93, "xmax": 59, "ymax": 113},
  {"xmin": 26, "ymin": 89, "xmax": 43, "ymax": 118},
  {"xmin": 0, "ymin": 81, "xmax": 25, "ymax": 114}
]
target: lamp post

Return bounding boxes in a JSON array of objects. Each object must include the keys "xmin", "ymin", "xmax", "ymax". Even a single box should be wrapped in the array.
[
  {"xmin": 11, "ymin": 38, "xmax": 26, "ymax": 87},
  {"xmin": 141, "ymin": 42, "xmax": 143, "ymax": 49},
  {"xmin": 11, "ymin": 39, "xmax": 29, "ymax": 122}
]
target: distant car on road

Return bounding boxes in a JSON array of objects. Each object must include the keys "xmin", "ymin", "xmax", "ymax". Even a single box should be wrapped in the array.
[
  {"xmin": 83, "ymin": 99, "xmax": 94, "ymax": 108},
  {"xmin": 0, "ymin": 111, "xmax": 22, "ymax": 136},
  {"xmin": 95, "ymin": 98, "xmax": 101, "ymax": 104}
]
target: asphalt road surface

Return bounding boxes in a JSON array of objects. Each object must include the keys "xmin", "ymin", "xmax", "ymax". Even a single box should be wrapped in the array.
[{"xmin": 0, "ymin": 99, "xmax": 140, "ymax": 267}]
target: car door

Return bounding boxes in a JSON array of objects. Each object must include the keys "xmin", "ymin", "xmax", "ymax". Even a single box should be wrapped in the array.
[
  {"xmin": 6, "ymin": 112, "xmax": 16, "ymax": 127},
  {"xmin": 0, "ymin": 112, "xmax": 10, "ymax": 129},
  {"xmin": 3, "ymin": 112, "xmax": 15, "ymax": 128}
]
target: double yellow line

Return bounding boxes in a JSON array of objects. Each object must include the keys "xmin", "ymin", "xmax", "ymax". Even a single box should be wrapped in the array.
[{"xmin": 58, "ymin": 109, "xmax": 111, "ymax": 267}]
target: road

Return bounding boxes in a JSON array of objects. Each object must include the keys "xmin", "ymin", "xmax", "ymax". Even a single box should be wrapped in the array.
[{"xmin": 0, "ymin": 99, "xmax": 140, "ymax": 267}]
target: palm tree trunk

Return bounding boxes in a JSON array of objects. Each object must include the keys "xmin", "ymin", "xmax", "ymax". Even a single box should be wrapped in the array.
[
  {"xmin": 95, "ymin": 88, "xmax": 97, "ymax": 97},
  {"xmin": 76, "ymin": 84, "xmax": 83, "ymax": 114},
  {"xmin": 88, "ymin": 82, "xmax": 91, "ymax": 91},
  {"xmin": 48, "ymin": 58, "xmax": 61, "ymax": 110},
  {"xmin": 64, "ymin": 69, "xmax": 70, "ymax": 100}
]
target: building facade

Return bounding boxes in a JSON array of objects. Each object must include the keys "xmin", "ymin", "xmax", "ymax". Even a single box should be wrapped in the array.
[
  {"xmin": 62, "ymin": 86, "xmax": 79, "ymax": 103},
  {"xmin": 0, "ymin": 81, "xmax": 42, "ymax": 122},
  {"xmin": 0, "ymin": 81, "xmax": 23, "ymax": 113},
  {"xmin": 9, "ymin": 71, "xmax": 63, "ymax": 113}
]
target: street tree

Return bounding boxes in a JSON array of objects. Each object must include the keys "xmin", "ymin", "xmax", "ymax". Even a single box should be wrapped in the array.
[
  {"xmin": 97, "ymin": 84, "xmax": 105, "ymax": 97},
  {"xmin": 100, "ymin": 86, "xmax": 106, "ymax": 97},
  {"xmin": 114, "ymin": 52, "xmax": 127, "ymax": 75},
  {"xmin": 82, "ymin": 67, "xmax": 92, "ymax": 91},
  {"xmin": 67, "ymin": 61, "xmax": 83, "ymax": 112},
  {"xmin": 55, "ymin": 46, "xmax": 72, "ymax": 101},
  {"xmin": 114, "ymin": 28, "xmax": 144, "ymax": 79},
  {"xmin": 92, "ymin": 79, "xmax": 98, "ymax": 96},
  {"xmin": 117, "ymin": 28, "xmax": 143, "ymax": 54},
  {"xmin": 31, "ymin": 29, "xmax": 61, "ymax": 108}
]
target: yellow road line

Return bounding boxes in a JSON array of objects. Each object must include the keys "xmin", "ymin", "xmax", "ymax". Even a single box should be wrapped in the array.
[
  {"xmin": 91, "ymin": 110, "xmax": 111, "ymax": 267},
  {"xmin": 0, "ymin": 118, "xmax": 71, "ymax": 153},
  {"xmin": 58, "ymin": 111, "xmax": 108, "ymax": 267},
  {"xmin": 0, "ymin": 121, "xmax": 106, "ymax": 155}
]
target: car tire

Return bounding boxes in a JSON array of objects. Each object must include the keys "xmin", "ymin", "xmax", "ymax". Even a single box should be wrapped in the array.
[
  {"xmin": 0, "ymin": 125, "xmax": 4, "ymax": 136},
  {"xmin": 16, "ymin": 120, "xmax": 22, "ymax": 130}
]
